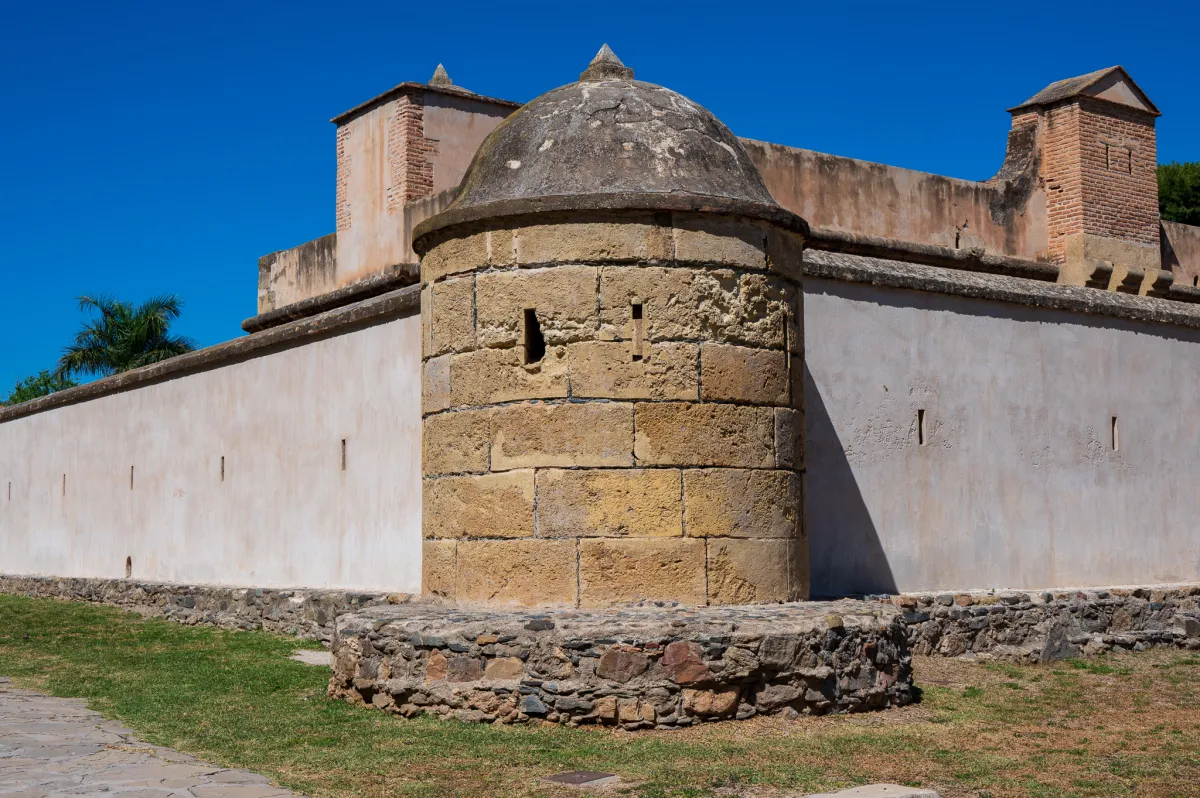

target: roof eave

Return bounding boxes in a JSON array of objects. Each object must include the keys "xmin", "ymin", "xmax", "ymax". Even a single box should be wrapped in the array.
[{"xmin": 330, "ymin": 82, "xmax": 521, "ymax": 125}]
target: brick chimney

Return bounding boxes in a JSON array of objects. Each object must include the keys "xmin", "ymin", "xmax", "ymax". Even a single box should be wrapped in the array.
[{"xmin": 1010, "ymin": 67, "xmax": 1161, "ymax": 289}]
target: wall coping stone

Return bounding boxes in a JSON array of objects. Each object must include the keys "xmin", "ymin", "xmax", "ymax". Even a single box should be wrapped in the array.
[
  {"xmin": 242, "ymin": 264, "xmax": 419, "ymax": 333},
  {"xmin": 804, "ymin": 249, "xmax": 1200, "ymax": 331}
]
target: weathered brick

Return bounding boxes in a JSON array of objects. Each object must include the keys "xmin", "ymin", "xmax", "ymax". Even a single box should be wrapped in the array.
[
  {"xmin": 476, "ymin": 266, "xmax": 597, "ymax": 348},
  {"xmin": 537, "ymin": 468, "xmax": 683, "ymax": 538},
  {"xmin": 491, "ymin": 402, "xmax": 633, "ymax": 470},
  {"xmin": 449, "ymin": 347, "xmax": 569, "ymax": 407},
  {"xmin": 423, "ymin": 471, "xmax": 536, "ymax": 539},
  {"xmin": 422, "ymin": 355, "xmax": 451, "ymax": 414},
  {"xmin": 456, "ymin": 540, "xmax": 577, "ymax": 607},
  {"xmin": 568, "ymin": 341, "xmax": 698, "ymax": 400},
  {"xmin": 422, "ymin": 233, "xmax": 487, "ymax": 285},
  {"xmin": 683, "ymin": 469, "xmax": 799, "ymax": 538},
  {"xmin": 422, "ymin": 539, "xmax": 457, "ymax": 600},
  {"xmin": 634, "ymin": 402, "xmax": 774, "ymax": 468},
  {"xmin": 430, "ymin": 276, "xmax": 475, "ymax": 355},
  {"xmin": 514, "ymin": 220, "xmax": 671, "ymax": 265},
  {"xmin": 700, "ymin": 344, "xmax": 788, "ymax": 405},
  {"xmin": 423, "ymin": 409, "xmax": 490, "ymax": 475},
  {"xmin": 672, "ymin": 216, "xmax": 767, "ymax": 269},
  {"xmin": 706, "ymin": 538, "xmax": 791, "ymax": 604},
  {"xmin": 579, "ymin": 538, "xmax": 706, "ymax": 607}
]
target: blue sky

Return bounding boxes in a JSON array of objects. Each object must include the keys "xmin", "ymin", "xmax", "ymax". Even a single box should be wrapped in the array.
[{"xmin": 2, "ymin": 0, "xmax": 1198, "ymax": 391}]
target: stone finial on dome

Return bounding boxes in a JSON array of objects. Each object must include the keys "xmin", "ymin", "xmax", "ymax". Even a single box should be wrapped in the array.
[
  {"xmin": 429, "ymin": 64, "xmax": 453, "ymax": 87},
  {"xmin": 580, "ymin": 44, "xmax": 634, "ymax": 81}
]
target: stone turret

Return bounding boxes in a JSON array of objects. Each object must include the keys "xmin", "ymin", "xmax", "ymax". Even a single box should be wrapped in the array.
[{"xmin": 413, "ymin": 47, "xmax": 810, "ymax": 608}]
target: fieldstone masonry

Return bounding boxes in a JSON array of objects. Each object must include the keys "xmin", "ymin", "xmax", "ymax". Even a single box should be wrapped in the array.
[
  {"xmin": 327, "ymin": 600, "xmax": 913, "ymax": 729},
  {"xmin": 326, "ymin": 584, "xmax": 1200, "ymax": 728},
  {"xmin": 1, "ymin": 576, "xmax": 1197, "ymax": 729},
  {"xmin": 0, "ymin": 575, "xmax": 402, "ymax": 642},
  {"xmin": 895, "ymin": 584, "xmax": 1200, "ymax": 661}
]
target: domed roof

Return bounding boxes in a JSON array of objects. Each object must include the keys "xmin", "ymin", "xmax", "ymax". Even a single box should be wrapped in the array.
[{"xmin": 414, "ymin": 46, "xmax": 806, "ymax": 248}]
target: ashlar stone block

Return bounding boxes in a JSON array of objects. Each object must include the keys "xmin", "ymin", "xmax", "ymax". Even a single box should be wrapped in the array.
[
  {"xmin": 568, "ymin": 341, "xmax": 698, "ymax": 400},
  {"xmin": 476, "ymin": 266, "xmax": 598, "ymax": 349},
  {"xmin": 706, "ymin": 538, "xmax": 791, "ymax": 604},
  {"xmin": 766, "ymin": 227, "xmax": 806, "ymax": 277},
  {"xmin": 732, "ymin": 272, "xmax": 797, "ymax": 350},
  {"xmin": 774, "ymin": 407, "xmax": 804, "ymax": 471},
  {"xmin": 449, "ymin": 346, "xmax": 569, "ymax": 408},
  {"xmin": 421, "ymin": 286, "xmax": 433, "ymax": 359},
  {"xmin": 537, "ymin": 468, "xmax": 683, "ymax": 538},
  {"xmin": 634, "ymin": 402, "xmax": 774, "ymax": 468},
  {"xmin": 514, "ymin": 220, "xmax": 671, "ymax": 265},
  {"xmin": 673, "ymin": 216, "xmax": 767, "ymax": 270},
  {"xmin": 490, "ymin": 402, "xmax": 634, "ymax": 471},
  {"xmin": 429, "ymin": 276, "xmax": 476, "ymax": 356},
  {"xmin": 700, "ymin": 344, "xmax": 789, "ymax": 405},
  {"xmin": 598, "ymin": 265, "xmax": 739, "ymax": 344},
  {"xmin": 422, "ymin": 355, "xmax": 451, "ymax": 414},
  {"xmin": 579, "ymin": 538, "xmax": 706, "ymax": 607},
  {"xmin": 422, "ymin": 409, "xmax": 491, "ymax": 475},
  {"xmin": 423, "ymin": 470, "xmax": 536, "ymax": 539},
  {"xmin": 422, "ymin": 233, "xmax": 488, "ymax": 285},
  {"xmin": 683, "ymin": 468, "xmax": 799, "ymax": 539},
  {"xmin": 422, "ymin": 539, "xmax": 457, "ymax": 600},
  {"xmin": 456, "ymin": 539, "xmax": 578, "ymax": 607}
]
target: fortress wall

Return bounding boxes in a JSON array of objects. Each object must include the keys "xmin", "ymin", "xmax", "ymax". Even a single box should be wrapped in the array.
[
  {"xmin": 0, "ymin": 304, "xmax": 424, "ymax": 593},
  {"xmin": 254, "ymin": 191, "xmax": 455, "ymax": 317},
  {"xmin": 804, "ymin": 264, "xmax": 1200, "ymax": 597},
  {"xmin": 744, "ymin": 140, "xmax": 1048, "ymax": 261}
]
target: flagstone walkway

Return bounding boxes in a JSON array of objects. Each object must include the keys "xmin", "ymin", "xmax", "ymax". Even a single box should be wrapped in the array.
[{"xmin": 0, "ymin": 678, "xmax": 298, "ymax": 797}]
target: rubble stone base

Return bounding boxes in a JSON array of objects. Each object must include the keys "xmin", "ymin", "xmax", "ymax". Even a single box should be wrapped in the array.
[
  {"xmin": 0, "ymin": 575, "xmax": 407, "ymax": 642},
  {"xmin": 3, "ymin": 574, "xmax": 1198, "ymax": 729},
  {"xmin": 327, "ymin": 601, "xmax": 914, "ymax": 729},
  {"xmin": 891, "ymin": 585, "xmax": 1200, "ymax": 661}
]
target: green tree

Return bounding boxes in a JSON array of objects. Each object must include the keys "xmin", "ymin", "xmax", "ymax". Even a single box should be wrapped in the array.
[
  {"xmin": 2, "ymin": 370, "xmax": 77, "ymax": 406},
  {"xmin": 56, "ymin": 294, "xmax": 197, "ymax": 380},
  {"xmin": 1158, "ymin": 161, "xmax": 1200, "ymax": 225}
]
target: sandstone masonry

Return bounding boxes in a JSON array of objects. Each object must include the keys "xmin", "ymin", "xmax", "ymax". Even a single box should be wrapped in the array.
[{"xmin": 418, "ymin": 214, "xmax": 806, "ymax": 608}]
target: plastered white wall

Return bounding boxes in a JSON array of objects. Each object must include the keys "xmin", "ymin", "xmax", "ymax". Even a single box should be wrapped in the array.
[
  {"xmin": 0, "ymin": 314, "xmax": 423, "ymax": 592},
  {"xmin": 805, "ymin": 277, "xmax": 1200, "ymax": 596}
]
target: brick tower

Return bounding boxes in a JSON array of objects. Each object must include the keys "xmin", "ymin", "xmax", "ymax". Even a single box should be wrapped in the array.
[
  {"xmin": 1008, "ymin": 66, "xmax": 1161, "ymax": 289},
  {"xmin": 412, "ymin": 46, "xmax": 810, "ymax": 608}
]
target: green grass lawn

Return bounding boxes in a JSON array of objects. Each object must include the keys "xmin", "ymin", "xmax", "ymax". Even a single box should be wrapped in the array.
[{"xmin": 0, "ymin": 594, "xmax": 1197, "ymax": 798}]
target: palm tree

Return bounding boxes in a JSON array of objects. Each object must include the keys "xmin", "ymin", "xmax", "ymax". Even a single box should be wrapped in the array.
[{"xmin": 56, "ymin": 294, "xmax": 197, "ymax": 380}]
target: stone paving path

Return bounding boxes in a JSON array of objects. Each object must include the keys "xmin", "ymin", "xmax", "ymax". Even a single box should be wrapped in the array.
[{"xmin": 0, "ymin": 678, "xmax": 299, "ymax": 797}]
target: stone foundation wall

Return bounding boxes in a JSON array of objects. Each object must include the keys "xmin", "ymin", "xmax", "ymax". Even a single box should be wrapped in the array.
[
  {"xmin": 327, "ymin": 601, "xmax": 913, "ymax": 729},
  {"xmin": 893, "ymin": 585, "xmax": 1200, "ymax": 661},
  {"xmin": 0, "ymin": 575, "xmax": 407, "ymax": 642},
  {"xmin": 420, "ymin": 212, "xmax": 807, "ymax": 608}
]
